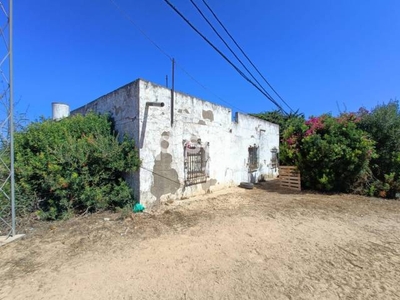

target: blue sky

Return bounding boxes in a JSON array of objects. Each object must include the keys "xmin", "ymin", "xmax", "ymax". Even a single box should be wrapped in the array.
[{"xmin": 13, "ymin": 0, "xmax": 400, "ymax": 120}]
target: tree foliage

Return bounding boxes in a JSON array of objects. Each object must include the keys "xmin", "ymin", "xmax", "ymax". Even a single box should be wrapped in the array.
[
  {"xmin": 358, "ymin": 101, "xmax": 400, "ymax": 198},
  {"xmin": 13, "ymin": 113, "xmax": 140, "ymax": 220},
  {"xmin": 252, "ymin": 109, "xmax": 305, "ymax": 137},
  {"xmin": 256, "ymin": 102, "xmax": 400, "ymax": 198},
  {"xmin": 281, "ymin": 113, "xmax": 375, "ymax": 192}
]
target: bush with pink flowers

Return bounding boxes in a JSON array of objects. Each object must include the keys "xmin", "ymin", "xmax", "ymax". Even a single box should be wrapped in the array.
[{"xmin": 281, "ymin": 114, "xmax": 375, "ymax": 192}]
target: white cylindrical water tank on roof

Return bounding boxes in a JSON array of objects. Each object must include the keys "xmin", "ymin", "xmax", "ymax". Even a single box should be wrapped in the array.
[{"xmin": 52, "ymin": 102, "xmax": 70, "ymax": 120}]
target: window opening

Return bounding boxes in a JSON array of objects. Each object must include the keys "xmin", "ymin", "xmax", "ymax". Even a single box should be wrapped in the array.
[
  {"xmin": 270, "ymin": 147, "xmax": 278, "ymax": 170},
  {"xmin": 184, "ymin": 141, "xmax": 208, "ymax": 185},
  {"xmin": 248, "ymin": 144, "xmax": 259, "ymax": 171}
]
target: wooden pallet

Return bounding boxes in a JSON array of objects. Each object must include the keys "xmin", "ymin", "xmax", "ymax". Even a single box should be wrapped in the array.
[{"xmin": 279, "ymin": 166, "xmax": 301, "ymax": 191}]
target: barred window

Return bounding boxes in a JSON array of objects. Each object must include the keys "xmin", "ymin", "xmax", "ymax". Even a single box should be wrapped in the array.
[
  {"xmin": 184, "ymin": 142, "xmax": 208, "ymax": 186},
  {"xmin": 270, "ymin": 147, "xmax": 278, "ymax": 169},
  {"xmin": 248, "ymin": 145, "xmax": 259, "ymax": 171}
]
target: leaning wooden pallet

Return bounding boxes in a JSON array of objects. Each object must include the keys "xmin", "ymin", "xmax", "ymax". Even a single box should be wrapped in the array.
[{"xmin": 279, "ymin": 166, "xmax": 301, "ymax": 191}]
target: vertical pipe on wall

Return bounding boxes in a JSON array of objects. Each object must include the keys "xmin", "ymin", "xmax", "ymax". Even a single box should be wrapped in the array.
[{"xmin": 171, "ymin": 58, "xmax": 175, "ymax": 127}]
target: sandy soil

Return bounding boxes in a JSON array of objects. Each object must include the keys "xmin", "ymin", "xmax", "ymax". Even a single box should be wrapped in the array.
[{"xmin": 1, "ymin": 181, "xmax": 400, "ymax": 300}]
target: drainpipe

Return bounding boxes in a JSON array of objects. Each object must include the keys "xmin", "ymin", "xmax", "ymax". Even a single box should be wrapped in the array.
[
  {"xmin": 146, "ymin": 102, "xmax": 165, "ymax": 107},
  {"xmin": 171, "ymin": 58, "xmax": 175, "ymax": 127}
]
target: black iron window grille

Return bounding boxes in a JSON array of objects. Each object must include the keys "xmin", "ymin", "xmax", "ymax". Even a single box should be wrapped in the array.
[
  {"xmin": 270, "ymin": 146, "xmax": 278, "ymax": 170},
  {"xmin": 184, "ymin": 142, "xmax": 208, "ymax": 186},
  {"xmin": 248, "ymin": 144, "xmax": 259, "ymax": 171}
]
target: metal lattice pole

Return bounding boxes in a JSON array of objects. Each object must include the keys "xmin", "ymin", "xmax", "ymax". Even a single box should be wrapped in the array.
[{"xmin": 0, "ymin": 0, "xmax": 15, "ymax": 238}]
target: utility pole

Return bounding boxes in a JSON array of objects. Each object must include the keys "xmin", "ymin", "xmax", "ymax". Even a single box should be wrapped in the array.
[
  {"xmin": 9, "ymin": 0, "xmax": 15, "ymax": 237},
  {"xmin": 0, "ymin": 0, "xmax": 22, "ymax": 245}
]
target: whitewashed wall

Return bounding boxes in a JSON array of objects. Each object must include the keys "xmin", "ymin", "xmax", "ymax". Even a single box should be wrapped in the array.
[
  {"xmin": 72, "ymin": 79, "xmax": 279, "ymax": 208},
  {"xmin": 137, "ymin": 80, "xmax": 279, "ymax": 207}
]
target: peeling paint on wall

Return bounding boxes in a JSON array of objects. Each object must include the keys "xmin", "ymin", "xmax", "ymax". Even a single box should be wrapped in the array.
[
  {"xmin": 161, "ymin": 140, "xmax": 169, "ymax": 149},
  {"xmin": 151, "ymin": 153, "xmax": 180, "ymax": 202},
  {"xmin": 113, "ymin": 105, "xmax": 123, "ymax": 116},
  {"xmin": 202, "ymin": 110, "xmax": 214, "ymax": 122},
  {"xmin": 201, "ymin": 178, "xmax": 217, "ymax": 193},
  {"xmin": 72, "ymin": 79, "xmax": 279, "ymax": 207}
]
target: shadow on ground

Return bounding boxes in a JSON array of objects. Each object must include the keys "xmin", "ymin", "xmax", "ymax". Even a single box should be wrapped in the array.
[{"xmin": 253, "ymin": 179, "xmax": 302, "ymax": 195}]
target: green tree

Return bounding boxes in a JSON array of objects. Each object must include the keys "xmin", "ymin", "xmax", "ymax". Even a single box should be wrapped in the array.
[
  {"xmin": 283, "ymin": 114, "xmax": 374, "ymax": 192},
  {"xmin": 12, "ymin": 113, "xmax": 140, "ymax": 220},
  {"xmin": 253, "ymin": 109, "xmax": 304, "ymax": 134},
  {"xmin": 253, "ymin": 109, "xmax": 305, "ymax": 165},
  {"xmin": 358, "ymin": 101, "xmax": 400, "ymax": 198}
]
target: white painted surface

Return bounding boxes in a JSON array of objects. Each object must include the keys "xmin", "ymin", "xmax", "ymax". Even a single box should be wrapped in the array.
[
  {"xmin": 72, "ymin": 79, "xmax": 279, "ymax": 207},
  {"xmin": 52, "ymin": 103, "xmax": 70, "ymax": 120}
]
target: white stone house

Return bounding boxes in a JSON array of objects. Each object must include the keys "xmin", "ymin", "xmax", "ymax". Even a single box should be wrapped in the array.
[{"xmin": 72, "ymin": 79, "xmax": 279, "ymax": 207}]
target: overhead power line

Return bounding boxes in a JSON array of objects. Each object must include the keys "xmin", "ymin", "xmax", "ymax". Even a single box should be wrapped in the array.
[
  {"xmin": 189, "ymin": 0, "xmax": 274, "ymax": 104},
  {"xmin": 163, "ymin": 0, "xmax": 287, "ymax": 114},
  {"xmin": 109, "ymin": 0, "xmax": 247, "ymax": 114},
  {"xmin": 109, "ymin": 0, "xmax": 172, "ymax": 60},
  {"xmin": 174, "ymin": 61, "xmax": 247, "ymax": 114},
  {"xmin": 201, "ymin": 0, "xmax": 294, "ymax": 113}
]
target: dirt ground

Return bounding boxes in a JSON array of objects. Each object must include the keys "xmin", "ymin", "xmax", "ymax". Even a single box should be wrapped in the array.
[{"xmin": 1, "ymin": 180, "xmax": 400, "ymax": 300}]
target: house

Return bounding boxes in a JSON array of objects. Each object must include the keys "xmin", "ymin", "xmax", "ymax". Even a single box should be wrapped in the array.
[{"xmin": 72, "ymin": 79, "xmax": 279, "ymax": 207}]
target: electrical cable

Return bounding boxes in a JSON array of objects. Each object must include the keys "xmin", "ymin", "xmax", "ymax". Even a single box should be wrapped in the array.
[
  {"xmin": 109, "ymin": 0, "xmax": 248, "ymax": 114},
  {"xmin": 174, "ymin": 61, "xmax": 247, "ymax": 114},
  {"xmin": 189, "ymin": 0, "xmax": 271, "ymax": 100},
  {"xmin": 110, "ymin": 0, "xmax": 172, "ymax": 60},
  {"xmin": 163, "ymin": 0, "xmax": 287, "ymax": 114},
  {"xmin": 140, "ymin": 166, "xmax": 182, "ymax": 185},
  {"xmin": 201, "ymin": 0, "xmax": 294, "ymax": 113}
]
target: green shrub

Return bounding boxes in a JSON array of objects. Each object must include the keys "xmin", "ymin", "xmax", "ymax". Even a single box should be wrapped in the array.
[
  {"xmin": 13, "ymin": 113, "xmax": 140, "ymax": 220},
  {"xmin": 282, "ymin": 114, "xmax": 375, "ymax": 192},
  {"xmin": 253, "ymin": 109, "xmax": 305, "ymax": 151},
  {"xmin": 358, "ymin": 101, "xmax": 400, "ymax": 198}
]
